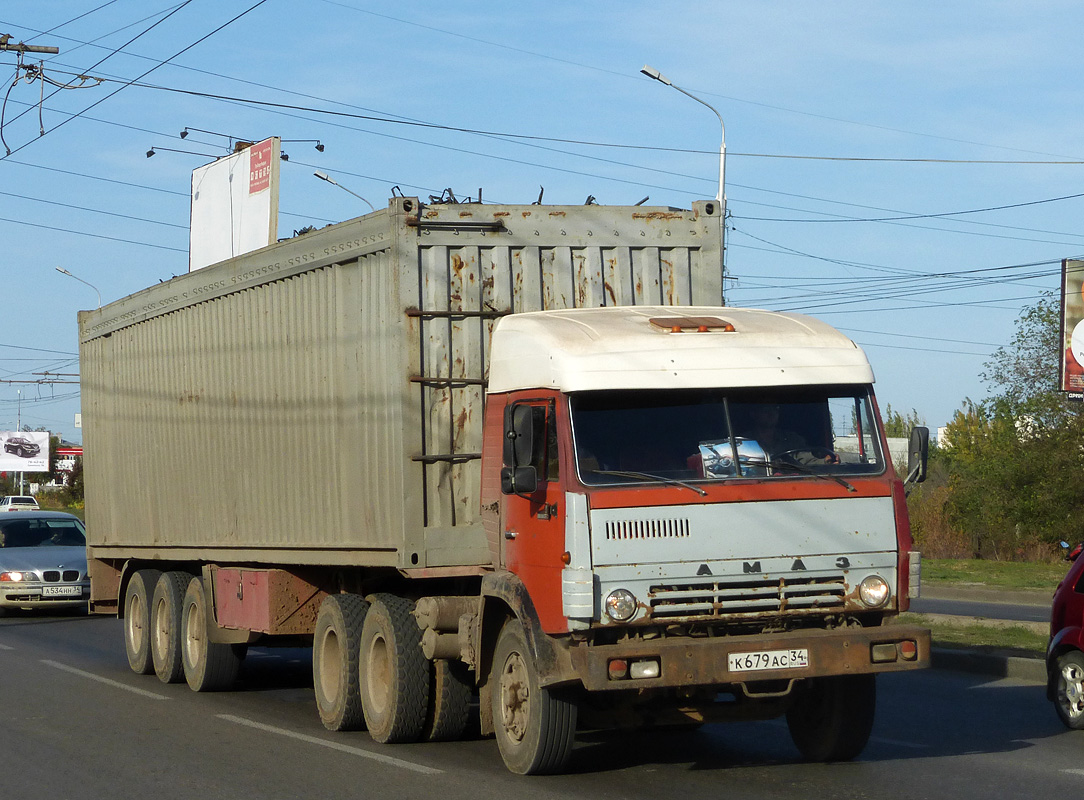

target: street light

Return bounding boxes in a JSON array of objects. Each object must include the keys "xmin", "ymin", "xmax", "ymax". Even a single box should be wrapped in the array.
[
  {"xmin": 314, "ymin": 171, "xmax": 376, "ymax": 212},
  {"xmin": 640, "ymin": 64, "xmax": 727, "ymax": 276},
  {"xmin": 56, "ymin": 267, "xmax": 102, "ymax": 309}
]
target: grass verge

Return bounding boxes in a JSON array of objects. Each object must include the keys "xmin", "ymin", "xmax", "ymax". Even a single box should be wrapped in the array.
[
  {"xmin": 924, "ymin": 558, "xmax": 1066, "ymax": 593},
  {"xmin": 900, "ymin": 612, "xmax": 1046, "ymax": 656}
]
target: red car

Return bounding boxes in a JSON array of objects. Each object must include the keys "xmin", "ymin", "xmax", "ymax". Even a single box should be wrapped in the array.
[{"xmin": 1049, "ymin": 542, "xmax": 1084, "ymax": 728}]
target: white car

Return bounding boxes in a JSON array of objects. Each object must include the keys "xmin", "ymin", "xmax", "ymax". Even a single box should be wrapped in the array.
[{"xmin": 0, "ymin": 496, "xmax": 40, "ymax": 512}]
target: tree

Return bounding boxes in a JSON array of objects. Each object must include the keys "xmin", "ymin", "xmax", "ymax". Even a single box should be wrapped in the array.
[
  {"xmin": 929, "ymin": 292, "xmax": 1084, "ymax": 559},
  {"xmin": 882, "ymin": 404, "xmax": 924, "ymax": 438}
]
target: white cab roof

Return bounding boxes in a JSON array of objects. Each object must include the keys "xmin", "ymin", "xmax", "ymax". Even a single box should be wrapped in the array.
[{"xmin": 487, "ymin": 306, "xmax": 874, "ymax": 393}]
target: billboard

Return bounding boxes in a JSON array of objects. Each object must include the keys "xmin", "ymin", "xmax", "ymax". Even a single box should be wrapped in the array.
[
  {"xmin": 1061, "ymin": 259, "xmax": 1084, "ymax": 400},
  {"xmin": 189, "ymin": 137, "xmax": 281, "ymax": 272},
  {"xmin": 0, "ymin": 431, "xmax": 50, "ymax": 472}
]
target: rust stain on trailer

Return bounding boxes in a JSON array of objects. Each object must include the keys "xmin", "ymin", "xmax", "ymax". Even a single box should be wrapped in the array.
[
  {"xmin": 548, "ymin": 211, "xmax": 567, "ymax": 218},
  {"xmin": 604, "ymin": 281, "xmax": 616, "ymax": 305},
  {"xmin": 632, "ymin": 211, "xmax": 683, "ymax": 221},
  {"xmin": 179, "ymin": 390, "xmax": 201, "ymax": 404}
]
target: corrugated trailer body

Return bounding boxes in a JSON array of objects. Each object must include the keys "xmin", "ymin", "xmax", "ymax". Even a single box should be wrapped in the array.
[{"xmin": 79, "ymin": 197, "xmax": 723, "ymax": 577}]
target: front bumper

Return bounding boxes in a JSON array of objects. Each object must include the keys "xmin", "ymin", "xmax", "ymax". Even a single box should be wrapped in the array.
[
  {"xmin": 568, "ymin": 624, "xmax": 930, "ymax": 692},
  {"xmin": 0, "ymin": 582, "xmax": 90, "ymax": 610}
]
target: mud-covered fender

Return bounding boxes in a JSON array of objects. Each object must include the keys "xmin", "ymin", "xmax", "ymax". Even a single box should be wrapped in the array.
[{"xmin": 477, "ymin": 571, "xmax": 577, "ymax": 688}]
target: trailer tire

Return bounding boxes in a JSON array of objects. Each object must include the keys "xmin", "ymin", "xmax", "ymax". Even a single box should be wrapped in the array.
[
  {"xmin": 181, "ymin": 576, "xmax": 242, "ymax": 692},
  {"xmin": 424, "ymin": 658, "xmax": 473, "ymax": 742},
  {"xmin": 313, "ymin": 593, "xmax": 369, "ymax": 731},
  {"xmin": 786, "ymin": 673, "xmax": 876, "ymax": 762},
  {"xmin": 491, "ymin": 618, "xmax": 577, "ymax": 775},
  {"xmin": 124, "ymin": 568, "xmax": 161, "ymax": 675},
  {"xmin": 151, "ymin": 571, "xmax": 190, "ymax": 684},
  {"xmin": 359, "ymin": 594, "xmax": 429, "ymax": 743}
]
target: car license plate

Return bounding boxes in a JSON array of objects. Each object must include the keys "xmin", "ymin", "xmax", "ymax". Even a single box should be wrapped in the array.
[
  {"xmin": 42, "ymin": 585, "xmax": 81, "ymax": 597},
  {"xmin": 728, "ymin": 648, "xmax": 809, "ymax": 672}
]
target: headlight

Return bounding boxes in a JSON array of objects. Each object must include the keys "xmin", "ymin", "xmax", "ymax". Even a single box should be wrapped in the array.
[
  {"xmin": 858, "ymin": 575, "xmax": 890, "ymax": 608},
  {"xmin": 0, "ymin": 571, "xmax": 26, "ymax": 582},
  {"xmin": 604, "ymin": 589, "xmax": 638, "ymax": 622}
]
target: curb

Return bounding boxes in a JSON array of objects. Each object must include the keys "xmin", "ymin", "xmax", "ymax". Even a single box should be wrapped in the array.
[{"xmin": 932, "ymin": 646, "xmax": 1046, "ymax": 684}]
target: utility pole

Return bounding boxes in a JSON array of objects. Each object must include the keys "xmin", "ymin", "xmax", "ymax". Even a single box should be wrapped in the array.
[{"xmin": 0, "ymin": 35, "xmax": 59, "ymax": 55}]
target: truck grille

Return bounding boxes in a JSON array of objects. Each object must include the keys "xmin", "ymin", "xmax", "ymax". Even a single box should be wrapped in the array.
[
  {"xmin": 648, "ymin": 574, "xmax": 846, "ymax": 619},
  {"xmin": 605, "ymin": 518, "xmax": 690, "ymax": 541}
]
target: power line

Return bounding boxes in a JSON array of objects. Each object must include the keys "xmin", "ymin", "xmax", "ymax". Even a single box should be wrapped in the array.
[
  {"xmin": 0, "ymin": 214, "xmax": 185, "ymax": 252},
  {"xmin": 3, "ymin": 0, "xmax": 268, "ymax": 160}
]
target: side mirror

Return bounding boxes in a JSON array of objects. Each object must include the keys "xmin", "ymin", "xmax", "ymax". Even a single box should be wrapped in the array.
[
  {"xmin": 500, "ymin": 404, "xmax": 540, "ymax": 495},
  {"xmin": 906, "ymin": 426, "xmax": 929, "ymax": 487}
]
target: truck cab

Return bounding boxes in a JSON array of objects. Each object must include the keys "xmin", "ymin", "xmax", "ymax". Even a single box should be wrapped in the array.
[{"xmin": 483, "ymin": 305, "xmax": 929, "ymax": 769}]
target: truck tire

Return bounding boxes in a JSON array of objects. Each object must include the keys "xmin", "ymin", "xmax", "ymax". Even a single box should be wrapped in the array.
[
  {"xmin": 490, "ymin": 618, "xmax": 577, "ymax": 775},
  {"xmin": 786, "ymin": 673, "xmax": 876, "ymax": 762},
  {"xmin": 1053, "ymin": 650, "xmax": 1084, "ymax": 729},
  {"xmin": 424, "ymin": 658, "xmax": 472, "ymax": 742},
  {"xmin": 150, "ymin": 571, "xmax": 190, "ymax": 684},
  {"xmin": 124, "ymin": 568, "xmax": 161, "ymax": 675},
  {"xmin": 313, "ymin": 593, "xmax": 369, "ymax": 731},
  {"xmin": 181, "ymin": 576, "xmax": 243, "ymax": 692},
  {"xmin": 359, "ymin": 594, "xmax": 429, "ymax": 743}
]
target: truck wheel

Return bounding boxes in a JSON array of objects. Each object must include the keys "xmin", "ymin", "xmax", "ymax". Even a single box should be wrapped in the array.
[
  {"xmin": 490, "ymin": 618, "xmax": 577, "ymax": 775},
  {"xmin": 124, "ymin": 568, "xmax": 161, "ymax": 674},
  {"xmin": 1054, "ymin": 651, "xmax": 1084, "ymax": 729},
  {"xmin": 150, "ymin": 571, "xmax": 190, "ymax": 684},
  {"xmin": 786, "ymin": 673, "xmax": 876, "ymax": 762},
  {"xmin": 359, "ymin": 594, "xmax": 429, "ymax": 743},
  {"xmin": 313, "ymin": 593, "xmax": 369, "ymax": 731},
  {"xmin": 424, "ymin": 659, "xmax": 473, "ymax": 742},
  {"xmin": 181, "ymin": 576, "xmax": 242, "ymax": 692}
]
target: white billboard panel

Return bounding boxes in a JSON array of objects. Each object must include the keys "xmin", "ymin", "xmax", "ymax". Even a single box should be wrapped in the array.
[
  {"xmin": 0, "ymin": 431, "xmax": 50, "ymax": 472},
  {"xmin": 189, "ymin": 137, "xmax": 280, "ymax": 272},
  {"xmin": 1061, "ymin": 258, "xmax": 1084, "ymax": 400}
]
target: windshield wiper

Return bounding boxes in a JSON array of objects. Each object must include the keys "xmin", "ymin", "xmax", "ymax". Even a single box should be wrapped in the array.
[
  {"xmin": 590, "ymin": 469, "xmax": 708, "ymax": 497},
  {"xmin": 756, "ymin": 458, "xmax": 857, "ymax": 493}
]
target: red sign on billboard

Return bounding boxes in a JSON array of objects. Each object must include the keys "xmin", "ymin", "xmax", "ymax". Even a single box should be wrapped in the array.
[{"xmin": 249, "ymin": 139, "xmax": 273, "ymax": 194}]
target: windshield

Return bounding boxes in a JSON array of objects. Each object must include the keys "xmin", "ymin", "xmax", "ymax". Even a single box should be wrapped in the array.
[
  {"xmin": 572, "ymin": 386, "xmax": 885, "ymax": 486},
  {"xmin": 0, "ymin": 517, "xmax": 86, "ymax": 548}
]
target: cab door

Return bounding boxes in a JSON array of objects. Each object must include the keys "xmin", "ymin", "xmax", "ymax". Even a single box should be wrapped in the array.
[{"xmin": 500, "ymin": 398, "xmax": 567, "ymax": 632}]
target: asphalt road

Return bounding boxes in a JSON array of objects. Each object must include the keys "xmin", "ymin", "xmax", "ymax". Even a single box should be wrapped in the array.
[
  {"xmin": 4, "ymin": 609, "xmax": 1084, "ymax": 800},
  {"xmin": 910, "ymin": 596, "xmax": 1051, "ymax": 624}
]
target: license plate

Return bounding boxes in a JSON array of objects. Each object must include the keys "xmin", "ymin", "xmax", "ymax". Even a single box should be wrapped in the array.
[
  {"xmin": 728, "ymin": 648, "xmax": 809, "ymax": 672},
  {"xmin": 41, "ymin": 585, "xmax": 81, "ymax": 597}
]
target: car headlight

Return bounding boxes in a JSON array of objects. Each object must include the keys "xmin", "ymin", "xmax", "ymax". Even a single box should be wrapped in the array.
[
  {"xmin": 604, "ymin": 589, "xmax": 638, "ymax": 622},
  {"xmin": 858, "ymin": 575, "xmax": 890, "ymax": 608},
  {"xmin": 0, "ymin": 571, "xmax": 26, "ymax": 582}
]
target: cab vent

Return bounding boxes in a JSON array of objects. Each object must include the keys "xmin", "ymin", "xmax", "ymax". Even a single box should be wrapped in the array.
[{"xmin": 605, "ymin": 518, "xmax": 691, "ymax": 541}]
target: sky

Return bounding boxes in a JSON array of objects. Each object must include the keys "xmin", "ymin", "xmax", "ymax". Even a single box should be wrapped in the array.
[{"xmin": 2, "ymin": 1, "xmax": 1083, "ymax": 445}]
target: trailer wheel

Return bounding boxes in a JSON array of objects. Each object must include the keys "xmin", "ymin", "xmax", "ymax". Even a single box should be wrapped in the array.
[
  {"xmin": 786, "ymin": 673, "xmax": 876, "ymax": 762},
  {"xmin": 313, "ymin": 593, "xmax": 369, "ymax": 731},
  {"xmin": 490, "ymin": 618, "xmax": 577, "ymax": 775},
  {"xmin": 150, "ymin": 571, "xmax": 190, "ymax": 684},
  {"xmin": 124, "ymin": 568, "xmax": 161, "ymax": 675},
  {"xmin": 424, "ymin": 658, "xmax": 473, "ymax": 742},
  {"xmin": 181, "ymin": 576, "xmax": 243, "ymax": 692},
  {"xmin": 359, "ymin": 594, "xmax": 429, "ymax": 743}
]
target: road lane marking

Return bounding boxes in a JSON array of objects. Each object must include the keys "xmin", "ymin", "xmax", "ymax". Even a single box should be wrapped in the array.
[
  {"xmin": 216, "ymin": 714, "xmax": 443, "ymax": 775},
  {"xmin": 0, "ymin": 643, "xmax": 13, "ymax": 651},
  {"xmin": 1064, "ymin": 769, "xmax": 1084, "ymax": 776},
  {"xmin": 41, "ymin": 660, "xmax": 171, "ymax": 700}
]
